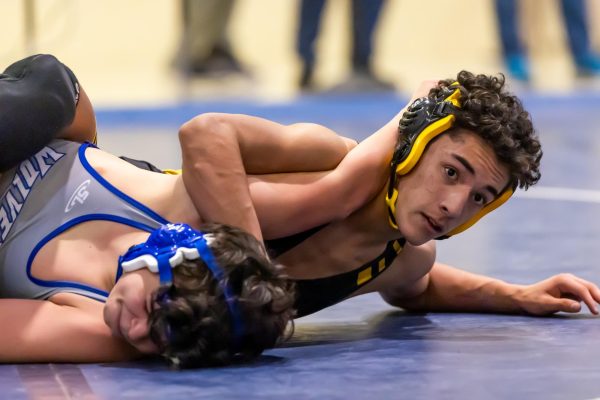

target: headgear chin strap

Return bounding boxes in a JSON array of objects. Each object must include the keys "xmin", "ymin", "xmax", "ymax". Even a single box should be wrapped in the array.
[
  {"xmin": 117, "ymin": 223, "xmax": 244, "ymax": 350},
  {"xmin": 385, "ymin": 83, "xmax": 514, "ymax": 239}
]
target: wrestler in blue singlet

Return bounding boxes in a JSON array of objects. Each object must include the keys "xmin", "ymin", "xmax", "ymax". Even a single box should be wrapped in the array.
[{"xmin": 0, "ymin": 140, "xmax": 168, "ymax": 302}]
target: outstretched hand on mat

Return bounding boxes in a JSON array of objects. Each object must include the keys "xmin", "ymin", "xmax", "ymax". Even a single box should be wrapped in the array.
[{"xmin": 514, "ymin": 274, "xmax": 600, "ymax": 315}]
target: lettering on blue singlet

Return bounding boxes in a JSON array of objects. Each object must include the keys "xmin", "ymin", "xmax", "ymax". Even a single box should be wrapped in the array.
[{"xmin": 0, "ymin": 146, "xmax": 65, "ymax": 243}]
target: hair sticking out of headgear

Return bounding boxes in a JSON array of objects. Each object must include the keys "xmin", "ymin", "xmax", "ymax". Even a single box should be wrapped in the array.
[
  {"xmin": 117, "ymin": 223, "xmax": 245, "ymax": 350},
  {"xmin": 386, "ymin": 82, "xmax": 514, "ymax": 239}
]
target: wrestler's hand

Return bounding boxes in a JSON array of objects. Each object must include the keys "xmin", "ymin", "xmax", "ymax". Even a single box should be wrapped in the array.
[{"xmin": 514, "ymin": 274, "xmax": 600, "ymax": 315}]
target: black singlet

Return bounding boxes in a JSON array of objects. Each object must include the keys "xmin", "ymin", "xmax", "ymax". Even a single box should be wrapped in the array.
[{"xmin": 265, "ymin": 227, "xmax": 405, "ymax": 317}]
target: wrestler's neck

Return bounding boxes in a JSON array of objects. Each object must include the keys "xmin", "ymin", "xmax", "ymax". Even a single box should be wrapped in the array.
[{"xmin": 348, "ymin": 184, "xmax": 402, "ymax": 243}]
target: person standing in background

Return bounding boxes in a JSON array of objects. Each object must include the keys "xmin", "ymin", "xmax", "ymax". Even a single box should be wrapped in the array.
[
  {"xmin": 495, "ymin": 0, "xmax": 600, "ymax": 81},
  {"xmin": 297, "ymin": 0, "xmax": 394, "ymax": 92},
  {"xmin": 175, "ymin": 0, "xmax": 245, "ymax": 77}
]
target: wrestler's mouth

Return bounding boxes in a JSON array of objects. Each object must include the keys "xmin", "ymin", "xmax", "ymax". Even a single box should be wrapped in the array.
[{"xmin": 423, "ymin": 213, "xmax": 443, "ymax": 233}]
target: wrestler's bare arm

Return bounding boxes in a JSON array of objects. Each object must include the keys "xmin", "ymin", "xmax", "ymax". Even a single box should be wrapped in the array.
[
  {"xmin": 179, "ymin": 113, "xmax": 359, "ymax": 240},
  {"xmin": 382, "ymin": 261, "xmax": 600, "ymax": 316},
  {"xmin": 0, "ymin": 299, "xmax": 138, "ymax": 363},
  {"xmin": 377, "ymin": 241, "xmax": 436, "ymax": 307},
  {"xmin": 184, "ymin": 114, "xmax": 403, "ymax": 239},
  {"xmin": 180, "ymin": 113, "xmax": 357, "ymax": 174}
]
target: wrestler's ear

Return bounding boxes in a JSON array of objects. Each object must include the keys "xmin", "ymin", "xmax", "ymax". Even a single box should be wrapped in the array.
[{"xmin": 128, "ymin": 314, "xmax": 151, "ymax": 343}]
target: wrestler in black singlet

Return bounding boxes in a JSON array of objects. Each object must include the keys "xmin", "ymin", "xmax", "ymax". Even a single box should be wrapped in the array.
[{"xmin": 265, "ymin": 228, "xmax": 405, "ymax": 317}]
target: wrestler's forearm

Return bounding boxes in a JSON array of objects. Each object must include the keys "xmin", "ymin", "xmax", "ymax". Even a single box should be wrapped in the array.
[
  {"xmin": 406, "ymin": 262, "xmax": 524, "ymax": 314},
  {"xmin": 249, "ymin": 170, "xmax": 355, "ymax": 238},
  {"xmin": 0, "ymin": 299, "xmax": 139, "ymax": 363},
  {"xmin": 180, "ymin": 115, "xmax": 262, "ymax": 240}
]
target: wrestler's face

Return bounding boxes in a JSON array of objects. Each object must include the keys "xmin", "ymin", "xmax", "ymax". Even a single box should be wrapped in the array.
[
  {"xmin": 393, "ymin": 129, "xmax": 510, "ymax": 245},
  {"xmin": 104, "ymin": 269, "xmax": 160, "ymax": 354}
]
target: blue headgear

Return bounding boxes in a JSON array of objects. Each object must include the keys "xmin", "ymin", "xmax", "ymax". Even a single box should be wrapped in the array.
[{"xmin": 117, "ymin": 223, "xmax": 244, "ymax": 350}]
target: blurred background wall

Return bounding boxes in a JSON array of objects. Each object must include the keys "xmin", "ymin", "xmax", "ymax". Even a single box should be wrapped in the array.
[{"xmin": 1, "ymin": 0, "xmax": 599, "ymax": 107}]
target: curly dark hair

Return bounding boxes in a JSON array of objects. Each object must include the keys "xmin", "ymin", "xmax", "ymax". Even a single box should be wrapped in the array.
[
  {"xmin": 147, "ymin": 223, "xmax": 296, "ymax": 369},
  {"xmin": 427, "ymin": 71, "xmax": 542, "ymax": 189}
]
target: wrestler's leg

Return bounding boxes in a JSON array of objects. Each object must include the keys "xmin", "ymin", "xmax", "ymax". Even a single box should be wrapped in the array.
[{"xmin": 0, "ymin": 54, "xmax": 92, "ymax": 171}]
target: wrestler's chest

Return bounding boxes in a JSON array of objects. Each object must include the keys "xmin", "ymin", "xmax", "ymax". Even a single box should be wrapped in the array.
[
  {"xmin": 275, "ymin": 233, "xmax": 389, "ymax": 281},
  {"xmin": 30, "ymin": 221, "xmax": 149, "ymax": 288}
]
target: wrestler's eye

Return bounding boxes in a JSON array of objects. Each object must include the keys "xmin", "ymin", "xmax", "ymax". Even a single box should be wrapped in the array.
[
  {"xmin": 473, "ymin": 193, "xmax": 486, "ymax": 205},
  {"xmin": 444, "ymin": 167, "xmax": 457, "ymax": 179}
]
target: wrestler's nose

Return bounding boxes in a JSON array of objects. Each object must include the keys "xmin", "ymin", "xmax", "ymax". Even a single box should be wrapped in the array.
[{"xmin": 439, "ymin": 187, "xmax": 469, "ymax": 218}]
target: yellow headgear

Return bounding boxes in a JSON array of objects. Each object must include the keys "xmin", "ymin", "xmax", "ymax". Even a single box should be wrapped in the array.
[{"xmin": 385, "ymin": 83, "xmax": 514, "ymax": 239}]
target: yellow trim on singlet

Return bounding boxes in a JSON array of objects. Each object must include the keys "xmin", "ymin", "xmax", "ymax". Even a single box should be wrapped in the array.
[
  {"xmin": 357, "ymin": 268, "xmax": 372, "ymax": 286},
  {"xmin": 163, "ymin": 169, "xmax": 182, "ymax": 175},
  {"xmin": 378, "ymin": 258, "xmax": 386, "ymax": 272},
  {"xmin": 355, "ymin": 239, "xmax": 404, "ymax": 287}
]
